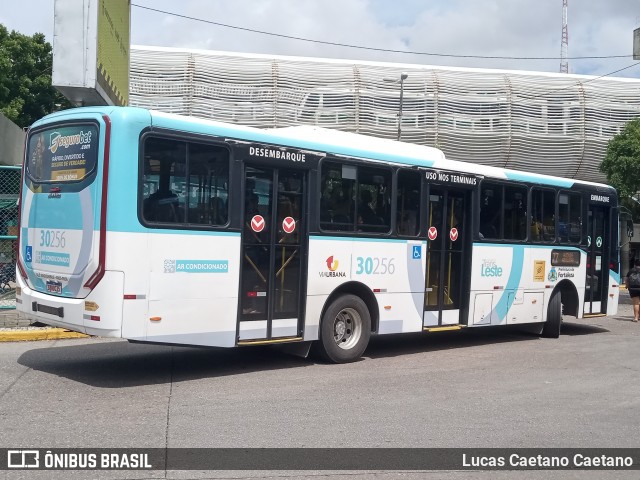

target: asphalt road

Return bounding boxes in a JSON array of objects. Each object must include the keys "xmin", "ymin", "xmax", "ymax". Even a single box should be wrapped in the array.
[{"xmin": 1, "ymin": 299, "xmax": 639, "ymax": 480}]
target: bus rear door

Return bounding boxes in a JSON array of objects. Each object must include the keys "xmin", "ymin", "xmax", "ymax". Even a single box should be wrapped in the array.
[
  {"xmin": 423, "ymin": 183, "xmax": 473, "ymax": 327},
  {"xmin": 237, "ymin": 144, "xmax": 319, "ymax": 343}
]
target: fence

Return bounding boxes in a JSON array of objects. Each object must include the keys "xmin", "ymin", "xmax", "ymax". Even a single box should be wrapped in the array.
[{"xmin": 0, "ymin": 166, "xmax": 20, "ymax": 309}]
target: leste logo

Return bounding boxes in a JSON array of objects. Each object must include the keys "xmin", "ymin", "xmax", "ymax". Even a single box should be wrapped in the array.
[{"xmin": 480, "ymin": 259, "xmax": 503, "ymax": 277}]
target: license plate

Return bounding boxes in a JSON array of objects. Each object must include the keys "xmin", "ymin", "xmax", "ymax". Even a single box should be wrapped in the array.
[{"xmin": 46, "ymin": 281, "xmax": 62, "ymax": 294}]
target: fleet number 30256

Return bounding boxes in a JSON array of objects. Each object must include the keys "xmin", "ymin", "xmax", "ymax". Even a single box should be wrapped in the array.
[
  {"xmin": 39, "ymin": 229, "xmax": 66, "ymax": 248},
  {"xmin": 355, "ymin": 257, "xmax": 396, "ymax": 275}
]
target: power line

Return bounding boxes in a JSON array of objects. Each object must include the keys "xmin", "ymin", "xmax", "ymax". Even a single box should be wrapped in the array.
[{"xmin": 131, "ymin": 3, "xmax": 632, "ymax": 61}]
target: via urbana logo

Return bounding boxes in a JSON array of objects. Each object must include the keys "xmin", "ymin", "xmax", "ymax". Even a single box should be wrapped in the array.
[{"xmin": 320, "ymin": 256, "xmax": 346, "ymax": 278}]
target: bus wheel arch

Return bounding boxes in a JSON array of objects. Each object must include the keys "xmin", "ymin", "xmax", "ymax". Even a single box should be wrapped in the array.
[
  {"xmin": 322, "ymin": 282, "xmax": 379, "ymax": 334},
  {"xmin": 542, "ymin": 280, "xmax": 577, "ymax": 338},
  {"xmin": 554, "ymin": 279, "xmax": 579, "ymax": 317},
  {"xmin": 314, "ymin": 282, "xmax": 378, "ymax": 363}
]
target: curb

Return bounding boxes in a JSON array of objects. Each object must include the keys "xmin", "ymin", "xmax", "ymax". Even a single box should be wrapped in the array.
[{"xmin": 0, "ymin": 328, "xmax": 89, "ymax": 342}]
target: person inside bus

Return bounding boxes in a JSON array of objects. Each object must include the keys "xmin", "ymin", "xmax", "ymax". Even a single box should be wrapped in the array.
[
  {"xmin": 246, "ymin": 193, "xmax": 260, "ymax": 218},
  {"xmin": 480, "ymin": 211, "xmax": 498, "ymax": 239},
  {"xmin": 358, "ymin": 189, "xmax": 380, "ymax": 226},
  {"xmin": 144, "ymin": 176, "xmax": 179, "ymax": 223},
  {"xmin": 210, "ymin": 196, "xmax": 227, "ymax": 225},
  {"xmin": 531, "ymin": 216, "xmax": 543, "ymax": 241},
  {"xmin": 330, "ymin": 188, "xmax": 353, "ymax": 229},
  {"xmin": 397, "ymin": 190, "xmax": 419, "ymax": 236}
]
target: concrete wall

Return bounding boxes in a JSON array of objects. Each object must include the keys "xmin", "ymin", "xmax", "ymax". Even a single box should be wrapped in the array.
[{"xmin": 0, "ymin": 114, "xmax": 25, "ymax": 166}]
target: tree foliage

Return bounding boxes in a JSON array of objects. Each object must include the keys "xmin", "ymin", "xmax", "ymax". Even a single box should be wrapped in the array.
[
  {"xmin": 600, "ymin": 118, "xmax": 640, "ymax": 200},
  {"xmin": 0, "ymin": 23, "xmax": 71, "ymax": 128}
]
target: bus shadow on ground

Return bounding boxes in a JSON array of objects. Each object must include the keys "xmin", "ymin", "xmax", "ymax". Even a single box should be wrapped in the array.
[
  {"xmin": 558, "ymin": 321, "xmax": 609, "ymax": 335},
  {"xmin": 17, "ymin": 341, "xmax": 309, "ymax": 389},
  {"xmin": 365, "ymin": 321, "xmax": 608, "ymax": 358},
  {"xmin": 17, "ymin": 322, "xmax": 607, "ymax": 388}
]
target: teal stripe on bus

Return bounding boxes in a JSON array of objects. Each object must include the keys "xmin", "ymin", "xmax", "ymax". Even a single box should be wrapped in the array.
[
  {"xmin": 106, "ymin": 227, "xmax": 241, "ymax": 236},
  {"xmin": 474, "ymin": 243, "xmax": 584, "ymax": 251},
  {"xmin": 310, "ymin": 235, "xmax": 420, "ymax": 243},
  {"xmin": 491, "ymin": 245, "xmax": 525, "ymax": 321},
  {"xmin": 504, "ymin": 171, "xmax": 574, "ymax": 188}
]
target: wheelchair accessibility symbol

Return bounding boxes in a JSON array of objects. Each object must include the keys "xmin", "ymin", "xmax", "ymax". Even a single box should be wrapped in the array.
[
  {"xmin": 25, "ymin": 246, "xmax": 32, "ymax": 263},
  {"xmin": 412, "ymin": 245, "xmax": 422, "ymax": 259}
]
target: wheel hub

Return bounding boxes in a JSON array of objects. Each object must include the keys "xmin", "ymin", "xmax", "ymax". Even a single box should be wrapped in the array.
[{"xmin": 335, "ymin": 320, "xmax": 346, "ymax": 339}]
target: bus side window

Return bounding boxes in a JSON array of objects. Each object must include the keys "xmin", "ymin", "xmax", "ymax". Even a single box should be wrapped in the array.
[
  {"xmin": 530, "ymin": 189, "xmax": 543, "ymax": 241},
  {"xmin": 320, "ymin": 161, "xmax": 355, "ymax": 232},
  {"xmin": 358, "ymin": 166, "xmax": 391, "ymax": 233},
  {"xmin": 531, "ymin": 187, "xmax": 556, "ymax": 242},
  {"xmin": 504, "ymin": 186, "xmax": 527, "ymax": 240},
  {"xmin": 558, "ymin": 192, "xmax": 581, "ymax": 243},
  {"xmin": 480, "ymin": 183, "xmax": 502, "ymax": 239},
  {"xmin": 142, "ymin": 140, "xmax": 186, "ymax": 225},
  {"xmin": 142, "ymin": 137, "xmax": 229, "ymax": 227},
  {"xmin": 396, "ymin": 170, "xmax": 420, "ymax": 236}
]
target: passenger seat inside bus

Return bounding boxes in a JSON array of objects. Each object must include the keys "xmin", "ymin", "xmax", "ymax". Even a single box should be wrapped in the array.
[{"xmin": 144, "ymin": 189, "xmax": 180, "ymax": 223}]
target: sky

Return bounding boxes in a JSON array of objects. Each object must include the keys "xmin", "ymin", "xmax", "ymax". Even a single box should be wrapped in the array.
[{"xmin": 0, "ymin": 0, "xmax": 639, "ymax": 78}]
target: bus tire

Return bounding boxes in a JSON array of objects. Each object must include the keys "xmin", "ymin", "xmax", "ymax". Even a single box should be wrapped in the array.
[
  {"xmin": 542, "ymin": 291, "xmax": 562, "ymax": 338},
  {"xmin": 316, "ymin": 294, "xmax": 371, "ymax": 363}
]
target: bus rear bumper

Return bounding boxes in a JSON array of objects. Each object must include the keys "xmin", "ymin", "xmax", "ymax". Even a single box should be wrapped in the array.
[{"xmin": 16, "ymin": 271, "xmax": 125, "ymax": 338}]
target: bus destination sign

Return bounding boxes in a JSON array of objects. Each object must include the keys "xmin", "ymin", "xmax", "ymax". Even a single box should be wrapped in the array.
[
  {"xmin": 424, "ymin": 169, "xmax": 478, "ymax": 186},
  {"xmin": 551, "ymin": 249, "xmax": 581, "ymax": 267}
]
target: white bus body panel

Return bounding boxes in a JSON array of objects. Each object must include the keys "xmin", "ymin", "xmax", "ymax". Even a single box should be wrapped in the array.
[
  {"xmin": 305, "ymin": 237, "xmax": 427, "ymax": 339},
  {"xmin": 468, "ymin": 244, "xmax": 586, "ymax": 327},
  {"xmin": 17, "ymin": 270, "xmax": 124, "ymax": 336},
  {"xmin": 607, "ymin": 272, "xmax": 620, "ymax": 316},
  {"xmin": 124, "ymin": 231, "xmax": 241, "ymax": 347}
]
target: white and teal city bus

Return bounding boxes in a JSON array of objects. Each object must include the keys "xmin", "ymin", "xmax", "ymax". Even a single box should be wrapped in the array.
[{"xmin": 16, "ymin": 107, "xmax": 619, "ymax": 362}]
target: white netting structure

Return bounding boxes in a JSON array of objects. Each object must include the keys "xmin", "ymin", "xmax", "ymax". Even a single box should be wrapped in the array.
[{"xmin": 130, "ymin": 46, "xmax": 640, "ymax": 183}]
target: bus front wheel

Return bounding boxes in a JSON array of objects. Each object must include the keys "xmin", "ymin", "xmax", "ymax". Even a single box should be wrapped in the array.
[
  {"xmin": 316, "ymin": 294, "xmax": 371, "ymax": 363},
  {"xmin": 542, "ymin": 291, "xmax": 562, "ymax": 338}
]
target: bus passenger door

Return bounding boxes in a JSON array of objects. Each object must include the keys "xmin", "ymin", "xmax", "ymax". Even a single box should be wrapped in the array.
[
  {"xmin": 423, "ymin": 188, "xmax": 471, "ymax": 327},
  {"xmin": 584, "ymin": 204, "xmax": 609, "ymax": 315},
  {"xmin": 238, "ymin": 166, "xmax": 307, "ymax": 342}
]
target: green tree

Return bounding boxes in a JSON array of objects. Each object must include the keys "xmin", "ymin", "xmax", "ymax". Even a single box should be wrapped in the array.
[
  {"xmin": 600, "ymin": 118, "xmax": 640, "ymax": 200},
  {"xmin": 0, "ymin": 24, "xmax": 70, "ymax": 128}
]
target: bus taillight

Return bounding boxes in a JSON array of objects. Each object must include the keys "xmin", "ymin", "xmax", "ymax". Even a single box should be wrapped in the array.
[
  {"xmin": 16, "ymin": 138, "xmax": 27, "ymax": 283},
  {"xmin": 83, "ymin": 114, "xmax": 111, "ymax": 290}
]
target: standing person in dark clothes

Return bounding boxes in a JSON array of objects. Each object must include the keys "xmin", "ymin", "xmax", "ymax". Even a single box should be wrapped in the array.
[{"xmin": 625, "ymin": 258, "xmax": 640, "ymax": 322}]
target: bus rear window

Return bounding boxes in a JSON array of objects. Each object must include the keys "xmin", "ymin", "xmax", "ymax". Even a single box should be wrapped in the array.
[{"xmin": 26, "ymin": 123, "xmax": 99, "ymax": 184}]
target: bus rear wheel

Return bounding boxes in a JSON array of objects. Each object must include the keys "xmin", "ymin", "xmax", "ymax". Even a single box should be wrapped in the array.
[
  {"xmin": 316, "ymin": 294, "xmax": 371, "ymax": 363},
  {"xmin": 542, "ymin": 291, "xmax": 562, "ymax": 338}
]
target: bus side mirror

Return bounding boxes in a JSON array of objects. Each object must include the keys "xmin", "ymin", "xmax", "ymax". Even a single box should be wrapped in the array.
[{"xmin": 628, "ymin": 220, "xmax": 634, "ymax": 239}]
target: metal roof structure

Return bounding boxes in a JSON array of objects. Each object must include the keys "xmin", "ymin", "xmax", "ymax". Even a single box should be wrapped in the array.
[{"xmin": 129, "ymin": 45, "xmax": 640, "ymax": 183}]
